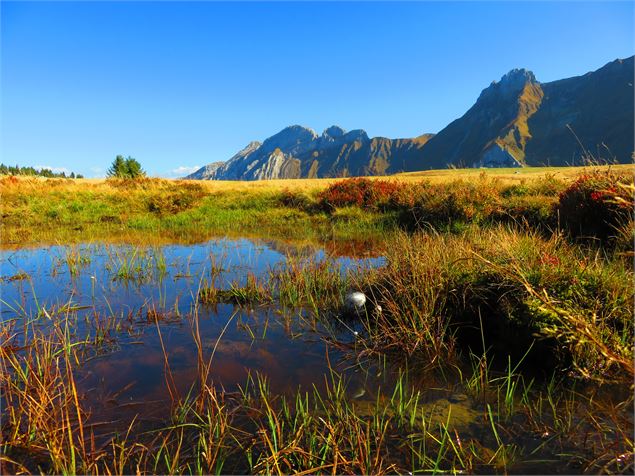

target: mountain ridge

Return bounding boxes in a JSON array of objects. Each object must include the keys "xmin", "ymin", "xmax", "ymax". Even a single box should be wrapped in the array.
[
  {"xmin": 187, "ymin": 126, "xmax": 435, "ymax": 180},
  {"xmin": 187, "ymin": 56, "xmax": 634, "ymax": 180}
]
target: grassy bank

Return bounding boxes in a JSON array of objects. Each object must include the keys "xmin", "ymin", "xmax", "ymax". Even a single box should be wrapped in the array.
[
  {"xmin": 189, "ymin": 225, "xmax": 633, "ymax": 382},
  {"xmin": 0, "ymin": 175, "xmax": 395, "ymax": 246}
]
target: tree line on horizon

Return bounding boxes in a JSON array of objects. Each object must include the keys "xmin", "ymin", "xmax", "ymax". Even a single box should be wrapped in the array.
[
  {"xmin": 0, "ymin": 155, "xmax": 147, "ymax": 180},
  {"xmin": 0, "ymin": 163, "xmax": 84, "ymax": 178}
]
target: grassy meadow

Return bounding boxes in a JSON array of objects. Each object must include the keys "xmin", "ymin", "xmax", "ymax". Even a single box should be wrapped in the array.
[
  {"xmin": 2, "ymin": 164, "xmax": 633, "ymax": 246},
  {"xmin": 1, "ymin": 164, "xmax": 634, "ymax": 474}
]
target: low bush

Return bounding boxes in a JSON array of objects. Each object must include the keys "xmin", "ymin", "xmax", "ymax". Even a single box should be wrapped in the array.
[
  {"xmin": 0, "ymin": 175, "xmax": 20, "ymax": 186},
  {"xmin": 501, "ymin": 174, "xmax": 566, "ymax": 198},
  {"xmin": 317, "ymin": 178, "xmax": 400, "ymax": 211},
  {"xmin": 492, "ymin": 195, "xmax": 557, "ymax": 230},
  {"xmin": 146, "ymin": 182, "xmax": 207, "ymax": 215},
  {"xmin": 391, "ymin": 181, "xmax": 503, "ymax": 230},
  {"xmin": 147, "ymin": 190, "xmax": 204, "ymax": 215},
  {"xmin": 556, "ymin": 169, "xmax": 633, "ymax": 241},
  {"xmin": 107, "ymin": 176, "xmax": 159, "ymax": 189},
  {"xmin": 278, "ymin": 188, "xmax": 314, "ymax": 211}
]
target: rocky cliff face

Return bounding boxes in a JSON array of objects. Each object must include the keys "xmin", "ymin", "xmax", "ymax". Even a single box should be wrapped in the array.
[
  {"xmin": 185, "ymin": 161, "xmax": 225, "ymax": 180},
  {"xmin": 187, "ymin": 126, "xmax": 433, "ymax": 180},
  {"xmin": 187, "ymin": 56, "xmax": 634, "ymax": 179}
]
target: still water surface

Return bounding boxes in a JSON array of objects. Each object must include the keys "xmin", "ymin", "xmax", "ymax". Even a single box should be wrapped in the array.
[
  {"xmin": 1, "ymin": 237, "xmax": 631, "ymax": 473},
  {"xmin": 1, "ymin": 238, "xmax": 403, "ymax": 433}
]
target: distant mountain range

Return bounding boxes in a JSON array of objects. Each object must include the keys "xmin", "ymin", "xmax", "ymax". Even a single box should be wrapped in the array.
[
  {"xmin": 186, "ymin": 126, "xmax": 434, "ymax": 180},
  {"xmin": 187, "ymin": 56, "xmax": 634, "ymax": 180}
]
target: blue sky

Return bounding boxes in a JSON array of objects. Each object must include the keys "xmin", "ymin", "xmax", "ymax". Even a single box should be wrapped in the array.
[{"xmin": 2, "ymin": 1, "xmax": 633, "ymax": 178}]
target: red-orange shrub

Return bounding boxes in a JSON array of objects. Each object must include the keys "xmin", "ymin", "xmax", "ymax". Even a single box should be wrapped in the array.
[{"xmin": 317, "ymin": 178, "xmax": 400, "ymax": 211}]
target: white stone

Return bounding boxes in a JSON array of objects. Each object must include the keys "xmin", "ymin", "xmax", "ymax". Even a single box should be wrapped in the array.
[{"xmin": 345, "ymin": 291, "xmax": 366, "ymax": 311}]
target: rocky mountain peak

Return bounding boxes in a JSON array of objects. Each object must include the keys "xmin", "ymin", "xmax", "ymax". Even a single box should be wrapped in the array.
[
  {"xmin": 478, "ymin": 68, "xmax": 537, "ymax": 102},
  {"xmin": 279, "ymin": 125, "xmax": 319, "ymax": 141},
  {"xmin": 261, "ymin": 125, "xmax": 319, "ymax": 153},
  {"xmin": 499, "ymin": 68, "xmax": 536, "ymax": 86},
  {"xmin": 322, "ymin": 125, "xmax": 346, "ymax": 139},
  {"xmin": 343, "ymin": 129, "xmax": 369, "ymax": 142}
]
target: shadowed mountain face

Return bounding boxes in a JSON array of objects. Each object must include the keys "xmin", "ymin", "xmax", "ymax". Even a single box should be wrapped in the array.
[
  {"xmin": 188, "ymin": 56, "xmax": 634, "ymax": 180},
  {"xmin": 417, "ymin": 56, "xmax": 634, "ymax": 169},
  {"xmin": 524, "ymin": 56, "xmax": 634, "ymax": 166}
]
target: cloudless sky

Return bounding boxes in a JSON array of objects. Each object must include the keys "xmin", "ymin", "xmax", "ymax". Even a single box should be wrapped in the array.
[{"xmin": 2, "ymin": 1, "xmax": 633, "ymax": 177}]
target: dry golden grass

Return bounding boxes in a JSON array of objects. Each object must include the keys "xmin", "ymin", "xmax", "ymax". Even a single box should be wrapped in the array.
[
  {"xmin": 1, "ymin": 164, "xmax": 631, "ymax": 249},
  {"xmin": 395, "ymin": 163, "xmax": 634, "ymax": 182},
  {"xmin": 5, "ymin": 163, "xmax": 632, "ymax": 192}
]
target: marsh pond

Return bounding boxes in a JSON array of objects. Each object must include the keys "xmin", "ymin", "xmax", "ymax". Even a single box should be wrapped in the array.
[{"xmin": 1, "ymin": 235, "xmax": 632, "ymax": 474}]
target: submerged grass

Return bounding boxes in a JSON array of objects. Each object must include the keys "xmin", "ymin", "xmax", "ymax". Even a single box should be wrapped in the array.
[
  {"xmin": 197, "ymin": 255, "xmax": 358, "ymax": 313},
  {"xmin": 105, "ymin": 245, "xmax": 168, "ymax": 282},
  {"xmin": 2, "ymin": 301, "xmax": 632, "ymax": 474}
]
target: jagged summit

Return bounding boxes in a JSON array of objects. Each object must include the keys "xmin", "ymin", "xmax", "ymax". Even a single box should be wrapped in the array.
[
  {"xmin": 322, "ymin": 125, "xmax": 346, "ymax": 139},
  {"xmin": 479, "ymin": 68, "xmax": 537, "ymax": 101},
  {"xmin": 499, "ymin": 68, "xmax": 537, "ymax": 85},
  {"xmin": 260, "ymin": 125, "xmax": 318, "ymax": 154}
]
